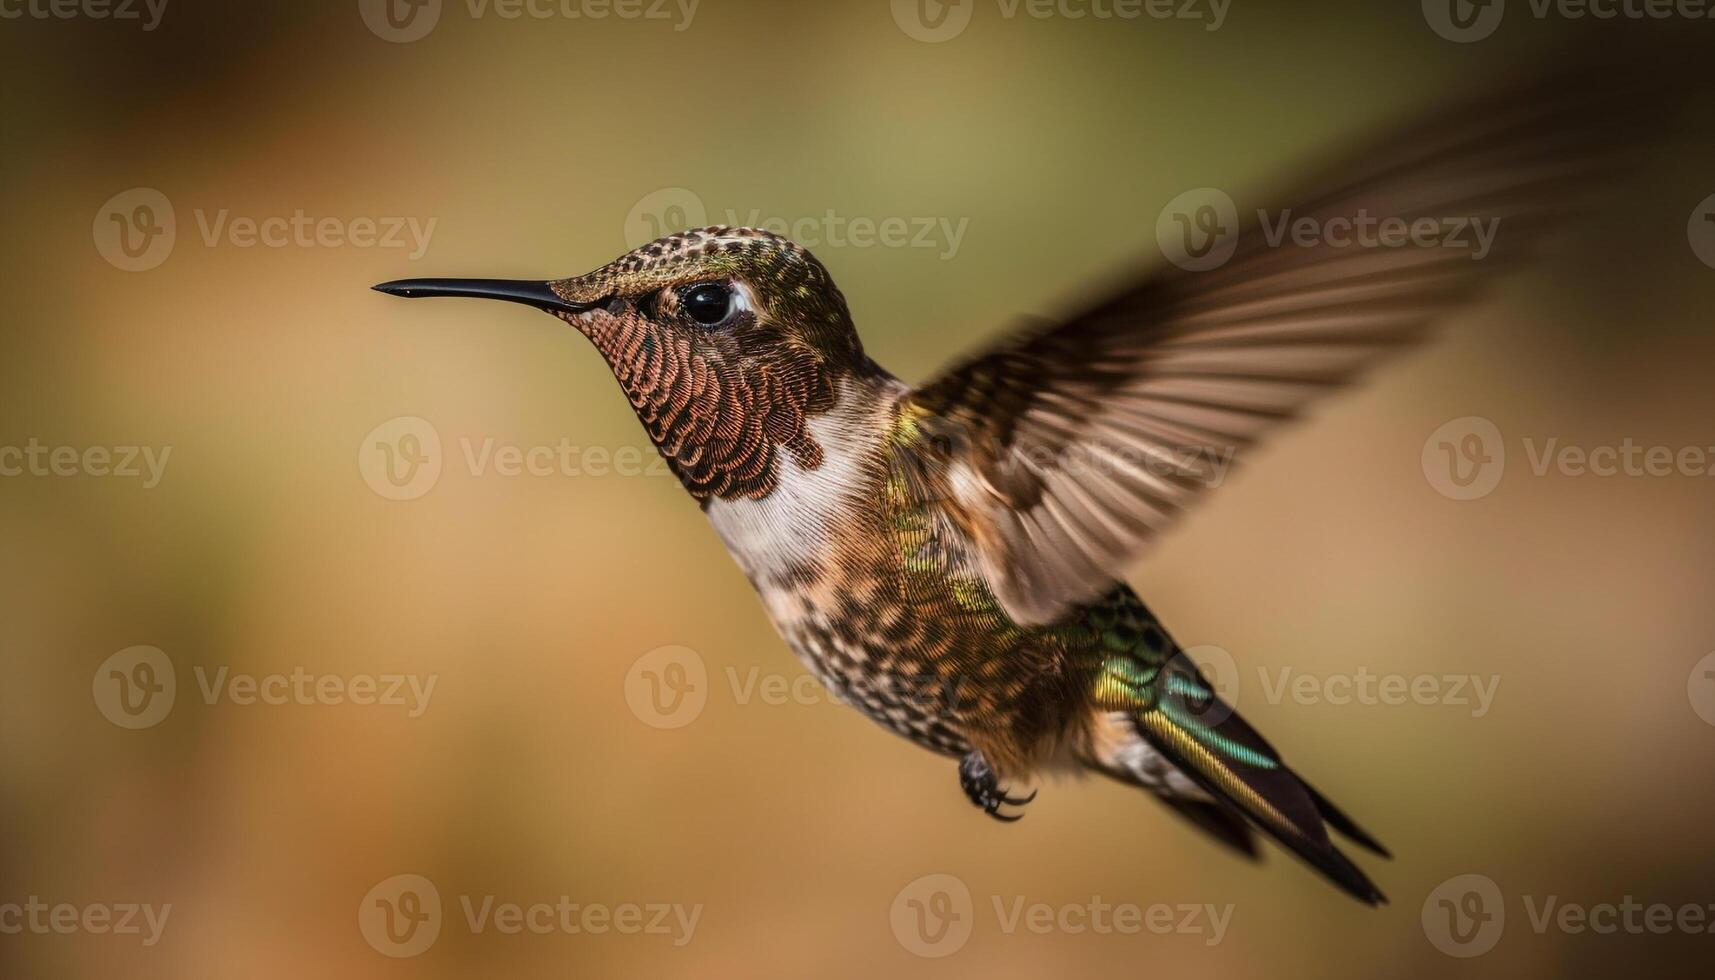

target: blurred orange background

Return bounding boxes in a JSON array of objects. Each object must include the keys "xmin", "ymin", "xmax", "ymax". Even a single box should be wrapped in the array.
[{"xmin": 3, "ymin": 2, "xmax": 1714, "ymax": 978}]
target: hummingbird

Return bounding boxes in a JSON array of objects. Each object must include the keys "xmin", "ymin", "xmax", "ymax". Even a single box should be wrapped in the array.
[{"xmin": 374, "ymin": 75, "xmax": 1635, "ymax": 905}]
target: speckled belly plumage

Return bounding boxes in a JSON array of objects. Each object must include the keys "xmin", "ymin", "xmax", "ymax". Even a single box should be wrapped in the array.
[
  {"xmin": 780, "ymin": 607, "xmax": 976, "ymax": 758},
  {"xmin": 755, "ymin": 515, "xmax": 1108, "ymax": 765}
]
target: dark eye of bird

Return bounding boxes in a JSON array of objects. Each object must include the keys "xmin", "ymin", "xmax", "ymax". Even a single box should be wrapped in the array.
[{"xmin": 681, "ymin": 283, "xmax": 732, "ymax": 326}]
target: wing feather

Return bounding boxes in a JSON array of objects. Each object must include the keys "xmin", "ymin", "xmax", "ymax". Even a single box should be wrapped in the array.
[{"xmin": 909, "ymin": 69, "xmax": 1657, "ymax": 624}]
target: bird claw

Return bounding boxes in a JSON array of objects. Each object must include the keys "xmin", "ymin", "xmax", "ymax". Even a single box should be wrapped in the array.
[{"xmin": 959, "ymin": 751, "xmax": 1036, "ymax": 822}]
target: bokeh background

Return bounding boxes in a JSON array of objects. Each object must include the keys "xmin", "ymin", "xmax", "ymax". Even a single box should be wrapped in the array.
[{"xmin": 3, "ymin": 1, "xmax": 1714, "ymax": 977}]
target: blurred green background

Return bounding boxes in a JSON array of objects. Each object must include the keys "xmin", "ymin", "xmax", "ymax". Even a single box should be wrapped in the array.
[{"xmin": 3, "ymin": 1, "xmax": 1714, "ymax": 978}]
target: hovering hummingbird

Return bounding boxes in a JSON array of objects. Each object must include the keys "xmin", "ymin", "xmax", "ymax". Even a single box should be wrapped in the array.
[{"xmin": 374, "ymin": 77, "xmax": 1630, "ymax": 904}]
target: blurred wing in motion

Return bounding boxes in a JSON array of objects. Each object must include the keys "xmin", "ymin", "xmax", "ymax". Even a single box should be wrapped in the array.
[{"xmin": 907, "ymin": 72, "xmax": 1639, "ymax": 625}]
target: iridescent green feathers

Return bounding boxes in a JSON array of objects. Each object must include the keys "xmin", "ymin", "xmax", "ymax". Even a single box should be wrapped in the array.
[{"xmin": 1087, "ymin": 593, "xmax": 1390, "ymax": 905}]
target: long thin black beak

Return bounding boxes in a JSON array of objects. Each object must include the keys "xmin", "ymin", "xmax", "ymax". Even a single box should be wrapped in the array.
[{"xmin": 372, "ymin": 278, "xmax": 596, "ymax": 316}]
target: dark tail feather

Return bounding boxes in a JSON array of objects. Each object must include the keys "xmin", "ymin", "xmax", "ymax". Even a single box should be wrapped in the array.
[
  {"xmin": 1300, "ymin": 775, "xmax": 1391, "ymax": 858},
  {"xmin": 1126, "ymin": 652, "xmax": 1390, "ymax": 906}
]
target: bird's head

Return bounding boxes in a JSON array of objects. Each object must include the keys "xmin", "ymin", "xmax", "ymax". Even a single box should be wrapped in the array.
[{"xmin": 375, "ymin": 226, "xmax": 874, "ymax": 501}]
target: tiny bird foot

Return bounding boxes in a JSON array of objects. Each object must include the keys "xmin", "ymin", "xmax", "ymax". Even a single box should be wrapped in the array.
[{"xmin": 959, "ymin": 751, "xmax": 1037, "ymax": 822}]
